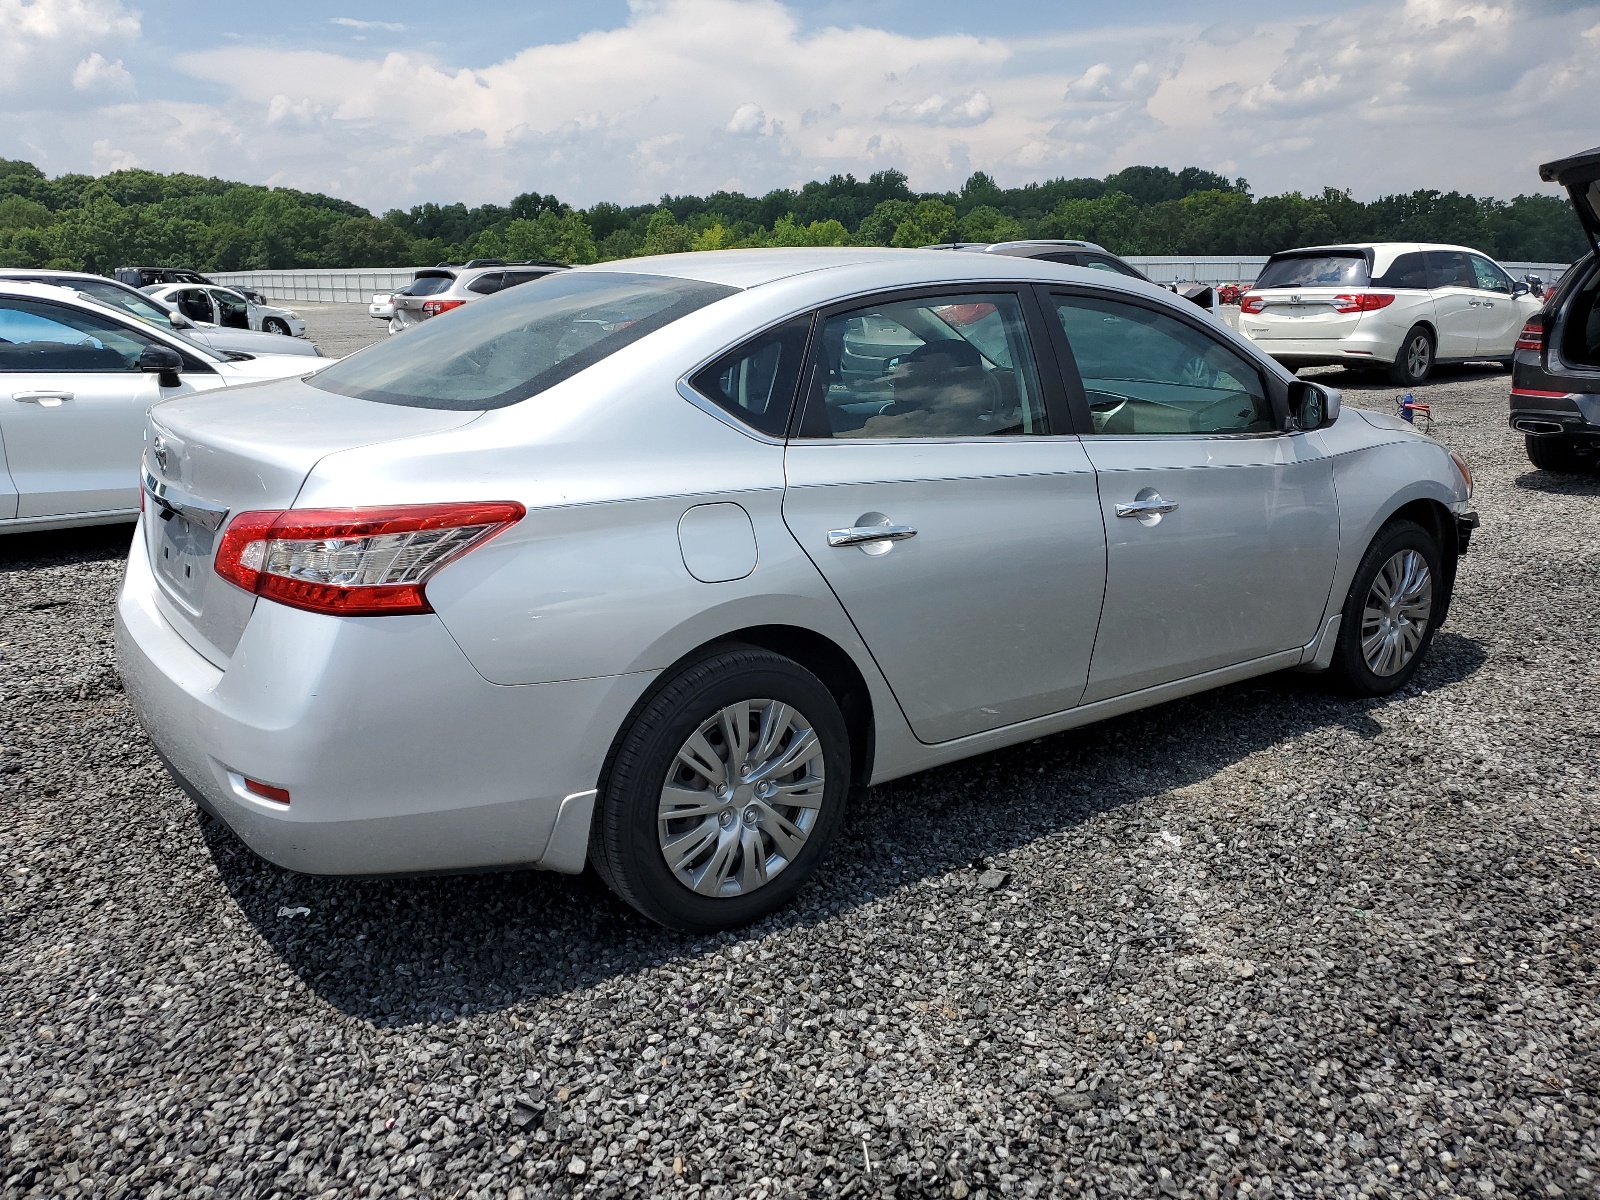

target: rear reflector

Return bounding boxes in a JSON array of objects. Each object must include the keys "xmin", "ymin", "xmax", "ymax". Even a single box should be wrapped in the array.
[
  {"xmin": 243, "ymin": 778, "xmax": 291, "ymax": 805},
  {"xmin": 214, "ymin": 501, "xmax": 525, "ymax": 616},
  {"xmin": 1332, "ymin": 293, "xmax": 1395, "ymax": 313},
  {"xmin": 1515, "ymin": 316, "xmax": 1544, "ymax": 352},
  {"xmin": 1511, "ymin": 387, "xmax": 1573, "ymax": 399}
]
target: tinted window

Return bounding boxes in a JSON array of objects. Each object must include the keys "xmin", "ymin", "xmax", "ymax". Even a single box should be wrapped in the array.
[
  {"xmin": 504, "ymin": 270, "xmax": 556, "ymax": 288},
  {"xmin": 1082, "ymin": 253, "xmax": 1146, "ymax": 279},
  {"xmin": 1425, "ymin": 251, "xmax": 1475, "ymax": 289},
  {"xmin": 1373, "ymin": 252, "xmax": 1428, "ymax": 289},
  {"xmin": 408, "ymin": 274, "xmax": 455, "ymax": 297},
  {"xmin": 1469, "ymin": 255, "xmax": 1512, "ymax": 294},
  {"xmin": 466, "ymin": 273, "xmax": 505, "ymax": 295},
  {"xmin": 310, "ymin": 271, "xmax": 737, "ymax": 410},
  {"xmin": 1255, "ymin": 253, "xmax": 1370, "ymax": 289},
  {"xmin": 1037, "ymin": 253, "xmax": 1082, "ymax": 265},
  {"xmin": 1053, "ymin": 294, "xmax": 1273, "ymax": 435},
  {"xmin": 0, "ymin": 297, "xmax": 156, "ymax": 372},
  {"xmin": 799, "ymin": 292, "xmax": 1045, "ymax": 439},
  {"xmin": 689, "ymin": 316, "xmax": 812, "ymax": 437}
]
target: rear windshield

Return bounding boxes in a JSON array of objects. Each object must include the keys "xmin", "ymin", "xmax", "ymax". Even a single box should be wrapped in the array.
[
  {"xmin": 408, "ymin": 274, "xmax": 455, "ymax": 297},
  {"xmin": 310, "ymin": 271, "xmax": 738, "ymax": 410},
  {"xmin": 1255, "ymin": 253, "xmax": 1371, "ymax": 289}
]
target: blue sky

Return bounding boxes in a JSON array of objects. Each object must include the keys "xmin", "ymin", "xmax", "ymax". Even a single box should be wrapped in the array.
[{"xmin": 2, "ymin": 0, "xmax": 1596, "ymax": 211}]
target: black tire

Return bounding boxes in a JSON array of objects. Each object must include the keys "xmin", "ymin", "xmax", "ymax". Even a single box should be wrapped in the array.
[
  {"xmin": 263, "ymin": 318, "xmax": 290, "ymax": 335},
  {"xmin": 1525, "ymin": 435, "xmax": 1599, "ymax": 473},
  {"xmin": 1326, "ymin": 519, "xmax": 1444, "ymax": 697},
  {"xmin": 589, "ymin": 646, "xmax": 851, "ymax": 932},
  {"xmin": 1385, "ymin": 325, "xmax": 1434, "ymax": 386}
]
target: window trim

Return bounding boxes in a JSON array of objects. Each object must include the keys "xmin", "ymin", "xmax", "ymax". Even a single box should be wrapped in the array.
[
  {"xmin": 1037, "ymin": 283, "xmax": 1291, "ymax": 439},
  {"xmin": 789, "ymin": 282, "xmax": 1066, "ymax": 443}
]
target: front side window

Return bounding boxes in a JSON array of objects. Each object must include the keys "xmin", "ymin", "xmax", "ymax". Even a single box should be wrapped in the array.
[
  {"xmin": 0, "ymin": 297, "xmax": 158, "ymax": 372},
  {"xmin": 1425, "ymin": 250, "xmax": 1475, "ymax": 289},
  {"xmin": 1053, "ymin": 294, "xmax": 1274, "ymax": 435},
  {"xmin": 466, "ymin": 273, "xmax": 505, "ymax": 295},
  {"xmin": 310, "ymin": 271, "xmax": 737, "ymax": 410},
  {"xmin": 1469, "ymin": 255, "xmax": 1512, "ymax": 294},
  {"xmin": 689, "ymin": 315, "xmax": 812, "ymax": 437},
  {"xmin": 798, "ymin": 292, "xmax": 1046, "ymax": 439},
  {"xmin": 1256, "ymin": 253, "xmax": 1370, "ymax": 289}
]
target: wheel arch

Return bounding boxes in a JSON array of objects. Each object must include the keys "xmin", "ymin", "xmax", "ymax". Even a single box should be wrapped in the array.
[{"xmin": 1377, "ymin": 495, "xmax": 1459, "ymax": 624}]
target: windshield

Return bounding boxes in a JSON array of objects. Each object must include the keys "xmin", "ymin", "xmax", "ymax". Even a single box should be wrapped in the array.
[
  {"xmin": 1255, "ymin": 253, "xmax": 1371, "ymax": 289},
  {"xmin": 68, "ymin": 279, "xmax": 217, "ymax": 356},
  {"xmin": 310, "ymin": 271, "xmax": 738, "ymax": 410}
]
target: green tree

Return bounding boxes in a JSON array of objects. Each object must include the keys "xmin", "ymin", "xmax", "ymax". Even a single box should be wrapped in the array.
[
  {"xmin": 957, "ymin": 205, "xmax": 1022, "ymax": 243},
  {"xmin": 890, "ymin": 199, "xmax": 958, "ymax": 247}
]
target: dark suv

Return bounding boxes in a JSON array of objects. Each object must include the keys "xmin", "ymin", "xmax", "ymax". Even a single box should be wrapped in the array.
[{"xmin": 1509, "ymin": 146, "xmax": 1600, "ymax": 472}]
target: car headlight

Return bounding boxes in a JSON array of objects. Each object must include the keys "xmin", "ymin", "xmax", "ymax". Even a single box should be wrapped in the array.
[
  {"xmin": 1448, "ymin": 450, "xmax": 1473, "ymax": 499},
  {"xmin": 283, "ymin": 309, "xmax": 300, "ymax": 318}
]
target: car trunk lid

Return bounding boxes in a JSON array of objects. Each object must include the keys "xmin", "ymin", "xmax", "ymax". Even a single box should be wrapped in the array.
[
  {"xmin": 142, "ymin": 377, "xmax": 480, "ymax": 666},
  {"xmin": 1540, "ymin": 144, "xmax": 1600, "ymax": 256},
  {"xmin": 1239, "ymin": 288, "xmax": 1369, "ymax": 340}
]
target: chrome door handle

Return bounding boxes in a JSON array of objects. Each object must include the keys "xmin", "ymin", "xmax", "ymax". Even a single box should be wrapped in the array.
[
  {"xmin": 13, "ymin": 391, "xmax": 74, "ymax": 406},
  {"xmin": 828, "ymin": 524, "xmax": 917, "ymax": 547},
  {"xmin": 1115, "ymin": 498, "xmax": 1179, "ymax": 518}
]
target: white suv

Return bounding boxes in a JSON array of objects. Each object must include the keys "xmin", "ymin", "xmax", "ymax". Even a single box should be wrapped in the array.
[{"xmin": 1238, "ymin": 242, "xmax": 1543, "ymax": 384}]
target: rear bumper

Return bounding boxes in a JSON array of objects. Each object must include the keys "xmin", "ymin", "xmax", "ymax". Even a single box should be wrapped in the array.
[
  {"xmin": 1240, "ymin": 328, "xmax": 1401, "ymax": 367},
  {"xmin": 1508, "ymin": 389, "xmax": 1600, "ymax": 438},
  {"xmin": 115, "ymin": 523, "xmax": 654, "ymax": 876}
]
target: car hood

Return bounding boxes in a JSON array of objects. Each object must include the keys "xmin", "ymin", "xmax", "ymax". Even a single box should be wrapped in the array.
[
  {"xmin": 187, "ymin": 326, "xmax": 321, "ymax": 357},
  {"xmin": 212, "ymin": 353, "xmax": 329, "ymax": 384}
]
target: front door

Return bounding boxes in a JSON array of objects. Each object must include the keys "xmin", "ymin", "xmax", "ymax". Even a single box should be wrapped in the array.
[
  {"xmin": 1046, "ymin": 289, "xmax": 1339, "ymax": 702},
  {"xmin": 782, "ymin": 288, "xmax": 1108, "ymax": 743},
  {"xmin": 1425, "ymin": 250, "xmax": 1481, "ymax": 359},
  {"xmin": 1468, "ymin": 253, "xmax": 1538, "ymax": 357},
  {"xmin": 209, "ymin": 288, "xmax": 251, "ymax": 330}
]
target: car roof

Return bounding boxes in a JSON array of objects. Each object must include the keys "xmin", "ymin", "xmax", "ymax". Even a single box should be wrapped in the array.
[{"xmin": 571, "ymin": 246, "xmax": 1147, "ymax": 291}]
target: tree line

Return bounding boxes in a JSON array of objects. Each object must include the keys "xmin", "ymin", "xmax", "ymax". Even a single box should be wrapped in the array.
[{"xmin": 0, "ymin": 156, "xmax": 1585, "ymax": 275}]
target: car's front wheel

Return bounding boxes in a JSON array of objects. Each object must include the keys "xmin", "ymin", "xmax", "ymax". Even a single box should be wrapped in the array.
[
  {"xmin": 263, "ymin": 317, "xmax": 290, "ymax": 335},
  {"xmin": 1525, "ymin": 434, "xmax": 1599, "ymax": 473},
  {"xmin": 1386, "ymin": 325, "xmax": 1434, "ymax": 386},
  {"xmin": 590, "ymin": 646, "xmax": 851, "ymax": 931},
  {"xmin": 1327, "ymin": 519, "xmax": 1444, "ymax": 696}
]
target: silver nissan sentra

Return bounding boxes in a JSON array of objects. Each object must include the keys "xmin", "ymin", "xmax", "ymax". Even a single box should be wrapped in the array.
[{"xmin": 117, "ymin": 248, "xmax": 1477, "ymax": 931}]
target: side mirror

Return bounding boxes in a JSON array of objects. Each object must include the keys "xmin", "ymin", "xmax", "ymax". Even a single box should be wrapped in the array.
[
  {"xmin": 1287, "ymin": 380, "xmax": 1339, "ymax": 431},
  {"xmin": 1511, "ymin": 281, "xmax": 1530, "ymax": 297},
  {"xmin": 138, "ymin": 343, "xmax": 185, "ymax": 388}
]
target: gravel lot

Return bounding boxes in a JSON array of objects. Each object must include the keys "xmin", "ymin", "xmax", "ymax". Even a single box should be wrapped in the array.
[{"xmin": 3, "ymin": 353, "xmax": 1597, "ymax": 1200}]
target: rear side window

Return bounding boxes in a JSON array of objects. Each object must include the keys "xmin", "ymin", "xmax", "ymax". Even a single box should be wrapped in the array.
[
  {"xmin": 689, "ymin": 315, "xmax": 813, "ymax": 437},
  {"xmin": 1373, "ymin": 253, "xmax": 1428, "ymax": 289},
  {"xmin": 466, "ymin": 273, "xmax": 504, "ymax": 295},
  {"xmin": 408, "ymin": 274, "xmax": 455, "ymax": 297},
  {"xmin": 1083, "ymin": 253, "xmax": 1146, "ymax": 280},
  {"xmin": 1425, "ymin": 251, "xmax": 1475, "ymax": 289},
  {"xmin": 310, "ymin": 271, "xmax": 738, "ymax": 410},
  {"xmin": 1255, "ymin": 254, "xmax": 1370, "ymax": 289}
]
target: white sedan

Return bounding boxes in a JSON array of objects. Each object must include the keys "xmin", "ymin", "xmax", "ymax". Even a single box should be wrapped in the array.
[
  {"xmin": 144, "ymin": 283, "xmax": 308, "ymax": 339},
  {"xmin": 0, "ymin": 281, "xmax": 319, "ymax": 533},
  {"xmin": 1238, "ymin": 242, "xmax": 1543, "ymax": 385}
]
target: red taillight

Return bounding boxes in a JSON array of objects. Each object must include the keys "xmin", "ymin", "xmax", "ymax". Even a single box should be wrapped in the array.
[
  {"xmin": 243, "ymin": 778, "xmax": 290, "ymax": 805},
  {"xmin": 1240, "ymin": 294, "xmax": 1264, "ymax": 314},
  {"xmin": 1515, "ymin": 316, "xmax": 1544, "ymax": 352},
  {"xmin": 1332, "ymin": 293, "xmax": 1395, "ymax": 313},
  {"xmin": 421, "ymin": 299, "xmax": 465, "ymax": 316},
  {"xmin": 214, "ymin": 502, "xmax": 525, "ymax": 616}
]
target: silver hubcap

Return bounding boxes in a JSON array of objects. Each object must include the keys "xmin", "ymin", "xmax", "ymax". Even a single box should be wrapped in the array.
[
  {"xmin": 658, "ymin": 700, "xmax": 826, "ymax": 898},
  {"xmin": 1361, "ymin": 549, "xmax": 1432, "ymax": 677},
  {"xmin": 1406, "ymin": 335, "xmax": 1430, "ymax": 378}
]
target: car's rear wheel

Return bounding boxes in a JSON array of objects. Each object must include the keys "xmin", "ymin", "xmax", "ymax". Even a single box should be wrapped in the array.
[
  {"xmin": 263, "ymin": 317, "xmax": 290, "ymax": 335},
  {"xmin": 1327, "ymin": 519, "xmax": 1443, "ymax": 696},
  {"xmin": 590, "ymin": 646, "xmax": 851, "ymax": 931},
  {"xmin": 1386, "ymin": 326, "xmax": 1434, "ymax": 386},
  {"xmin": 1525, "ymin": 434, "xmax": 1599, "ymax": 473}
]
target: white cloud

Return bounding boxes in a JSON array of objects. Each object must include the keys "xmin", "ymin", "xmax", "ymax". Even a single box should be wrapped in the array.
[
  {"xmin": 0, "ymin": 0, "xmax": 1596, "ymax": 207},
  {"xmin": 329, "ymin": 17, "xmax": 408, "ymax": 32}
]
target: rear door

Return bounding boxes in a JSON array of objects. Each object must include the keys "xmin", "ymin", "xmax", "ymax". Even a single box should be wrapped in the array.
[
  {"xmin": 1424, "ymin": 251, "xmax": 1481, "ymax": 358},
  {"xmin": 781, "ymin": 286, "xmax": 1109, "ymax": 743},
  {"xmin": 1045, "ymin": 287, "xmax": 1339, "ymax": 700}
]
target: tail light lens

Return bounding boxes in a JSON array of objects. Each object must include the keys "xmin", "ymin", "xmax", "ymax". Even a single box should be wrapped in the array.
[
  {"xmin": 421, "ymin": 299, "xmax": 466, "ymax": 316},
  {"xmin": 1332, "ymin": 293, "xmax": 1395, "ymax": 313},
  {"xmin": 214, "ymin": 502, "xmax": 525, "ymax": 616},
  {"xmin": 1240, "ymin": 294, "xmax": 1264, "ymax": 314},
  {"xmin": 1515, "ymin": 316, "xmax": 1544, "ymax": 352}
]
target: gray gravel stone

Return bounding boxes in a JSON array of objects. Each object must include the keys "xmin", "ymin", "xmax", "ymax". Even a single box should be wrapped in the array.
[{"xmin": 2, "ymin": 363, "xmax": 1596, "ymax": 1199}]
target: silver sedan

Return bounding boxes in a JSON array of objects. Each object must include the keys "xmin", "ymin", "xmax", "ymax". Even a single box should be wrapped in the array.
[{"xmin": 116, "ymin": 249, "xmax": 1477, "ymax": 930}]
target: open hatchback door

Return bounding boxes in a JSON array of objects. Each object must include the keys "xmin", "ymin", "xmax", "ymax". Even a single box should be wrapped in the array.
[{"xmin": 1541, "ymin": 145, "xmax": 1600, "ymax": 257}]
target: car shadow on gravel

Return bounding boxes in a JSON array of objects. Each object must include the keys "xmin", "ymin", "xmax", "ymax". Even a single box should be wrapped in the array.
[
  {"xmin": 202, "ymin": 631, "xmax": 1488, "ymax": 1027},
  {"xmin": 0, "ymin": 522, "xmax": 134, "ymax": 570},
  {"xmin": 1513, "ymin": 469, "xmax": 1600, "ymax": 494}
]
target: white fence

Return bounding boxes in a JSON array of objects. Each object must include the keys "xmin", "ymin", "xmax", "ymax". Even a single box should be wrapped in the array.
[{"xmin": 211, "ymin": 256, "xmax": 1578, "ymax": 302}]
